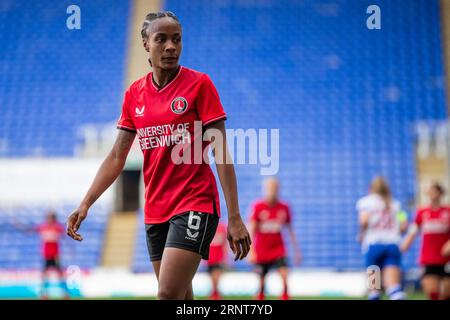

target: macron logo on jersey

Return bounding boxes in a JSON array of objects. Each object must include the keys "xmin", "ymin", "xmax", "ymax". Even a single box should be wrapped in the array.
[{"xmin": 135, "ymin": 106, "xmax": 145, "ymax": 117}]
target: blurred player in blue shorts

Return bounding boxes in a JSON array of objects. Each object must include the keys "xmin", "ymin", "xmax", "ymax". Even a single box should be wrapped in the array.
[{"xmin": 356, "ymin": 177, "xmax": 408, "ymax": 300}]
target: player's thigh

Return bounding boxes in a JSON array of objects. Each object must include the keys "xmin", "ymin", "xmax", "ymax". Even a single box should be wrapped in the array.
[
  {"xmin": 441, "ymin": 277, "xmax": 450, "ymax": 298},
  {"xmin": 256, "ymin": 263, "xmax": 271, "ymax": 278},
  {"xmin": 165, "ymin": 211, "xmax": 219, "ymax": 260},
  {"xmin": 421, "ymin": 274, "xmax": 441, "ymax": 293},
  {"xmin": 152, "ymin": 260, "xmax": 161, "ymax": 279},
  {"xmin": 185, "ymin": 283, "xmax": 194, "ymax": 300},
  {"xmin": 209, "ymin": 265, "xmax": 222, "ymax": 280},
  {"xmin": 158, "ymin": 247, "xmax": 202, "ymax": 297},
  {"xmin": 145, "ymin": 223, "xmax": 170, "ymax": 263},
  {"xmin": 276, "ymin": 258, "xmax": 289, "ymax": 280},
  {"xmin": 54, "ymin": 258, "xmax": 64, "ymax": 274}
]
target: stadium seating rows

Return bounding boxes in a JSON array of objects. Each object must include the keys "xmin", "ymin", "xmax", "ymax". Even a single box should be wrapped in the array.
[
  {"xmin": 0, "ymin": 204, "xmax": 109, "ymax": 270},
  {"xmin": 132, "ymin": 0, "xmax": 446, "ymax": 272},
  {"xmin": 0, "ymin": 0, "xmax": 129, "ymax": 157},
  {"xmin": 0, "ymin": 0, "xmax": 447, "ymax": 272}
]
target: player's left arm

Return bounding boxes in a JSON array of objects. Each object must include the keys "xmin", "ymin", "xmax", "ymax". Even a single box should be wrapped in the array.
[
  {"xmin": 357, "ymin": 211, "xmax": 369, "ymax": 243},
  {"xmin": 286, "ymin": 223, "xmax": 302, "ymax": 265},
  {"xmin": 10, "ymin": 218, "xmax": 36, "ymax": 234},
  {"xmin": 205, "ymin": 120, "xmax": 251, "ymax": 261},
  {"xmin": 396, "ymin": 209, "xmax": 409, "ymax": 234}
]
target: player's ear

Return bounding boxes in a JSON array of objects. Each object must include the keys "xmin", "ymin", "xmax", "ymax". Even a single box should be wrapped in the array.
[{"xmin": 142, "ymin": 39, "xmax": 150, "ymax": 52}]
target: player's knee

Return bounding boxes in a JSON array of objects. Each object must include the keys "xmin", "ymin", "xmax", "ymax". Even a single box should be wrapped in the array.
[
  {"xmin": 278, "ymin": 267, "xmax": 288, "ymax": 277},
  {"xmin": 157, "ymin": 285, "xmax": 184, "ymax": 300}
]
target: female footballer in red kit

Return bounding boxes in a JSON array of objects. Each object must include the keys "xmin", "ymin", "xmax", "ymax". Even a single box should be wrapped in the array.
[
  {"xmin": 66, "ymin": 11, "xmax": 251, "ymax": 300},
  {"xmin": 401, "ymin": 183, "xmax": 450, "ymax": 300}
]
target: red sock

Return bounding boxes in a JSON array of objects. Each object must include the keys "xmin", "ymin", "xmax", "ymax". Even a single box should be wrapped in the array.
[{"xmin": 428, "ymin": 292, "xmax": 439, "ymax": 300}]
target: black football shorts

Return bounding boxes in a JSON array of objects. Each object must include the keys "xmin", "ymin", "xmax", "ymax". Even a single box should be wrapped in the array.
[
  {"xmin": 257, "ymin": 257, "xmax": 288, "ymax": 276},
  {"xmin": 423, "ymin": 264, "xmax": 450, "ymax": 278},
  {"xmin": 145, "ymin": 210, "xmax": 219, "ymax": 262}
]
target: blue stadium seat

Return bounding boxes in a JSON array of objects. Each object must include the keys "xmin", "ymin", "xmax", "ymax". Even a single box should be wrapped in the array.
[
  {"xmin": 128, "ymin": 0, "xmax": 444, "ymax": 271},
  {"xmin": 0, "ymin": 0, "xmax": 130, "ymax": 157},
  {"xmin": 0, "ymin": 0, "xmax": 444, "ymax": 272}
]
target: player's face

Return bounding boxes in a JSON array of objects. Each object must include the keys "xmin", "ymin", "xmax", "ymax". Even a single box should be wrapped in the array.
[
  {"xmin": 428, "ymin": 186, "xmax": 442, "ymax": 203},
  {"xmin": 264, "ymin": 179, "xmax": 279, "ymax": 202},
  {"xmin": 47, "ymin": 214, "xmax": 56, "ymax": 223},
  {"xmin": 146, "ymin": 18, "xmax": 182, "ymax": 71}
]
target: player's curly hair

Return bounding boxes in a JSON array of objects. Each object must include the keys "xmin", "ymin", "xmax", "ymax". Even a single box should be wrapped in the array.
[{"xmin": 141, "ymin": 11, "xmax": 181, "ymax": 40}]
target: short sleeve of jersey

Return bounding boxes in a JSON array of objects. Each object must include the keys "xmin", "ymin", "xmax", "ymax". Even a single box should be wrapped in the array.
[
  {"xmin": 414, "ymin": 209, "xmax": 423, "ymax": 226},
  {"xmin": 117, "ymin": 88, "xmax": 136, "ymax": 132},
  {"xmin": 356, "ymin": 197, "xmax": 369, "ymax": 215},
  {"xmin": 196, "ymin": 74, "xmax": 227, "ymax": 126},
  {"xmin": 285, "ymin": 204, "xmax": 292, "ymax": 224}
]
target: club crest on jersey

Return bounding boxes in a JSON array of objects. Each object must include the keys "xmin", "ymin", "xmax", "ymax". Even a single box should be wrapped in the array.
[
  {"xmin": 170, "ymin": 97, "xmax": 188, "ymax": 114},
  {"xmin": 135, "ymin": 106, "xmax": 145, "ymax": 117}
]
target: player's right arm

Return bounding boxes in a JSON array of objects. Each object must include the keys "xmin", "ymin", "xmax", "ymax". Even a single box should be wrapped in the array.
[
  {"xmin": 10, "ymin": 219, "xmax": 36, "ymax": 234},
  {"xmin": 248, "ymin": 220, "xmax": 257, "ymax": 263},
  {"xmin": 400, "ymin": 209, "xmax": 422, "ymax": 252},
  {"xmin": 66, "ymin": 130, "xmax": 136, "ymax": 241},
  {"xmin": 400, "ymin": 223, "xmax": 419, "ymax": 252}
]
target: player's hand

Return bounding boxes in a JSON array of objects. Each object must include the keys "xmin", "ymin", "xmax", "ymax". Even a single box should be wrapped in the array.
[
  {"xmin": 441, "ymin": 240, "xmax": 450, "ymax": 257},
  {"xmin": 227, "ymin": 215, "xmax": 252, "ymax": 261},
  {"xmin": 66, "ymin": 206, "xmax": 88, "ymax": 241}
]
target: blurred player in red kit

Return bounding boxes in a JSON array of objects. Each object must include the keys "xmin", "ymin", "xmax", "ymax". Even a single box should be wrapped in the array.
[
  {"xmin": 401, "ymin": 182, "xmax": 450, "ymax": 300},
  {"xmin": 249, "ymin": 177, "xmax": 301, "ymax": 300},
  {"xmin": 207, "ymin": 223, "xmax": 228, "ymax": 300},
  {"xmin": 14, "ymin": 211, "xmax": 69, "ymax": 299}
]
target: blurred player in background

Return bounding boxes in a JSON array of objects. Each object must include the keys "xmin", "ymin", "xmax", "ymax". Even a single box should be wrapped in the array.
[
  {"xmin": 249, "ymin": 177, "xmax": 301, "ymax": 300},
  {"xmin": 13, "ymin": 211, "xmax": 69, "ymax": 299},
  {"xmin": 401, "ymin": 182, "xmax": 450, "ymax": 300},
  {"xmin": 207, "ymin": 222, "xmax": 227, "ymax": 300},
  {"xmin": 356, "ymin": 177, "xmax": 408, "ymax": 300}
]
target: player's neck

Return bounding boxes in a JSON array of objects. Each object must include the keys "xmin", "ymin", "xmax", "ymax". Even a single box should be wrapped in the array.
[
  {"xmin": 430, "ymin": 201, "xmax": 441, "ymax": 209},
  {"xmin": 152, "ymin": 65, "xmax": 180, "ymax": 89},
  {"xmin": 265, "ymin": 198, "xmax": 278, "ymax": 207}
]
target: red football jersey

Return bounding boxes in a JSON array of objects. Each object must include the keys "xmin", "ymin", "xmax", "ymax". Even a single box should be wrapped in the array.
[
  {"xmin": 250, "ymin": 200, "xmax": 292, "ymax": 263},
  {"xmin": 117, "ymin": 66, "xmax": 226, "ymax": 224},
  {"xmin": 415, "ymin": 206, "xmax": 450, "ymax": 265},
  {"xmin": 208, "ymin": 223, "xmax": 227, "ymax": 265},
  {"xmin": 37, "ymin": 223, "xmax": 64, "ymax": 259}
]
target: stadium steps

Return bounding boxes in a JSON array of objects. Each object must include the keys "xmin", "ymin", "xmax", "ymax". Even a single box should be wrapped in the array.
[
  {"xmin": 125, "ymin": 0, "xmax": 161, "ymax": 87},
  {"xmin": 416, "ymin": 155, "xmax": 449, "ymax": 205},
  {"xmin": 101, "ymin": 213, "xmax": 138, "ymax": 268}
]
